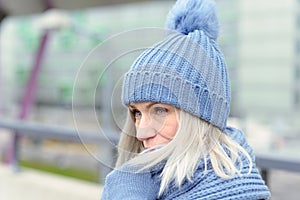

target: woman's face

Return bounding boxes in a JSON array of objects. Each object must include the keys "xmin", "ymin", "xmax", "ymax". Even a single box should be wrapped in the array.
[{"xmin": 129, "ymin": 102, "xmax": 179, "ymax": 149}]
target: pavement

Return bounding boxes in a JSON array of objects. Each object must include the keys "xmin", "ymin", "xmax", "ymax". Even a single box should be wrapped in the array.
[
  {"xmin": 0, "ymin": 164, "xmax": 103, "ymax": 200},
  {"xmin": 269, "ymin": 169, "xmax": 300, "ymax": 200}
]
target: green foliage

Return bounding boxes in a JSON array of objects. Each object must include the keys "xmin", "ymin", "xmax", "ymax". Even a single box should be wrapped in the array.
[{"xmin": 20, "ymin": 159, "xmax": 99, "ymax": 183}]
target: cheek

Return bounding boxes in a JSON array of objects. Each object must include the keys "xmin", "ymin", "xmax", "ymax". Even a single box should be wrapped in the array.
[{"xmin": 162, "ymin": 120, "xmax": 178, "ymax": 138}]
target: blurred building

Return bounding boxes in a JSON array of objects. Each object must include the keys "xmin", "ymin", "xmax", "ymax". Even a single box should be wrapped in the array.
[
  {"xmin": 216, "ymin": 0, "xmax": 240, "ymax": 117},
  {"xmin": 238, "ymin": 0, "xmax": 299, "ymax": 121}
]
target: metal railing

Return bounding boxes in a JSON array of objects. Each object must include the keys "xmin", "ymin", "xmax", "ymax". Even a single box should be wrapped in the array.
[
  {"xmin": 1, "ymin": 119, "xmax": 300, "ymax": 186},
  {"xmin": 256, "ymin": 154, "xmax": 300, "ymax": 186},
  {"xmin": 0, "ymin": 119, "xmax": 119, "ymax": 182}
]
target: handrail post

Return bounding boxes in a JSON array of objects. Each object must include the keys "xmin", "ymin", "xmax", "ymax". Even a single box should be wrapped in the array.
[
  {"xmin": 98, "ymin": 140, "xmax": 116, "ymax": 184},
  {"xmin": 260, "ymin": 168, "xmax": 269, "ymax": 187},
  {"xmin": 12, "ymin": 132, "xmax": 20, "ymax": 172}
]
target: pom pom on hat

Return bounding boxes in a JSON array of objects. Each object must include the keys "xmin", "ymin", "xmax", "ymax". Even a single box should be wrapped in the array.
[{"xmin": 165, "ymin": 0, "xmax": 219, "ymax": 40}]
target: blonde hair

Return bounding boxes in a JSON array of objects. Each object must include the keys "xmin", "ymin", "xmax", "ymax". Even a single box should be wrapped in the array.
[{"xmin": 116, "ymin": 109, "xmax": 252, "ymax": 196}]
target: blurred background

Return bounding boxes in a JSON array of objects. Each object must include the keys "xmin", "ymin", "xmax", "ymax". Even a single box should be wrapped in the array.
[{"xmin": 0, "ymin": 0, "xmax": 299, "ymax": 199}]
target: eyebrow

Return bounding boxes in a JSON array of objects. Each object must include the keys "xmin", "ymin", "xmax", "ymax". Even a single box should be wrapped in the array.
[{"xmin": 129, "ymin": 102, "xmax": 158, "ymax": 110}]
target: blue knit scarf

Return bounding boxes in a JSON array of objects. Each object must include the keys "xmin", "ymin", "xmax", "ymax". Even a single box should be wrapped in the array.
[{"xmin": 101, "ymin": 127, "xmax": 271, "ymax": 200}]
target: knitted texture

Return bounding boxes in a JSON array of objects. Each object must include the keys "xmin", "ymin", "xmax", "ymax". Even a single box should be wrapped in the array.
[
  {"xmin": 122, "ymin": 0, "xmax": 230, "ymax": 130},
  {"xmin": 101, "ymin": 127, "xmax": 271, "ymax": 199},
  {"xmin": 101, "ymin": 165, "xmax": 160, "ymax": 200}
]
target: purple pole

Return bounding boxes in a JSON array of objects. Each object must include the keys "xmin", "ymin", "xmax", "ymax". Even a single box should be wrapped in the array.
[
  {"xmin": 6, "ymin": 32, "xmax": 50, "ymax": 170},
  {"xmin": 19, "ymin": 33, "xmax": 49, "ymax": 120},
  {"xmin": 0, "ymin": 33, "xmax": 2, "ymax": 114},
  {"xmin": 17, "ymin": 0, "xmax": 53, "ymax": 120}
]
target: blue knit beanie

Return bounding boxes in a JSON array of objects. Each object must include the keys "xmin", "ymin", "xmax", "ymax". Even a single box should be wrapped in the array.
[{"xmin": 122, "ymin": 0, "xmax": 230, "ymax": 131}]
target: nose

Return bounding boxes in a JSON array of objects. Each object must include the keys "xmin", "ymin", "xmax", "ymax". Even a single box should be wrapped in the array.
[
  {"xmin": 137, "ymin": 113, "xmax": 151, "ymax": 128},
  {"xmin": 136, "ymin": 127, "xmax": 156, "ymax": 141},
  {"xmin": 136, "ymin": 115, "xmax": 156, "ymax": 141}
]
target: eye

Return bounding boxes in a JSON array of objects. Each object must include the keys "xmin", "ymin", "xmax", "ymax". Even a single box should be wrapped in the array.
[
  {"xmin": 132, "ymin": 109, "xmax": 142, "ymax": 119},
  {"xmin": 154, "ymin": 107, "xmax": 168, "ymax": 116}
]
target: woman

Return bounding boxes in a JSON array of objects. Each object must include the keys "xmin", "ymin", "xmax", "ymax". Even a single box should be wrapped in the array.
[{"xmin": 101, "ymin": 0, "xmax": 271, "ymax": 199}]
